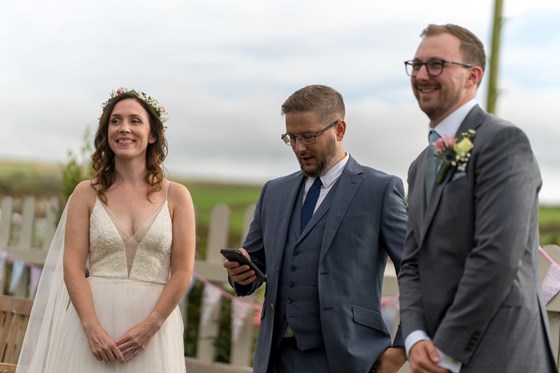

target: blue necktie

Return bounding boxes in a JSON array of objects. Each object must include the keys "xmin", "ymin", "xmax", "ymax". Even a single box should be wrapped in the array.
[
  {"xmin": 301, "ymin": 178, "xmax": 322, "ymax": 232},
  {"xmin": 425, "ymin": 130, "xmax": 441, "ymax": 202}
]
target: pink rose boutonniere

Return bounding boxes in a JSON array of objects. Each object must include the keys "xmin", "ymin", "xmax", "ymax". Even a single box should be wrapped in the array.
[{"xmin": 433, "ymin": 129, "xmax": 476, "ymax": 183}]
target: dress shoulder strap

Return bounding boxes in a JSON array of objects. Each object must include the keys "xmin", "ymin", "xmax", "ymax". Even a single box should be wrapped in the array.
[{"xmin": 163, "ymin": 179, "xmax": 171, "ymax": 201}]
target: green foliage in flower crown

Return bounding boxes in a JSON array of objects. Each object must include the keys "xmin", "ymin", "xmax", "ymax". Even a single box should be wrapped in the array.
[{"xmin": 102, "ymin": 87, "xmax": 168, "ymax": 122}]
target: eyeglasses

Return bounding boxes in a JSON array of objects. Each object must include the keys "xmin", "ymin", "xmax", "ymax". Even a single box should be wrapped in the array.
[
  {"xmin": 281, "ymin": 120, "xmax": 338, "ymax": 146},
  {"xmin": 404, "ymin": 59, "xmax": 473, "ymax": 77}
]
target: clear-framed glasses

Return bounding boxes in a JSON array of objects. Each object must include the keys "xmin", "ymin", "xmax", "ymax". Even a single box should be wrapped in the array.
[
  {"xmin": 404, "ymin": 59, "xmax": 473, "ymax": 77},
  {"xmin": 281, "ymin": 120, "xmax": 338, "ymax": 146}
]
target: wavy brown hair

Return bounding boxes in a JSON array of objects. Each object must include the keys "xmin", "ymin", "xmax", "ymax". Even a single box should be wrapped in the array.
[{"xmin": 91, "ymin": 92, "xmax": 168, "ymax": 203}]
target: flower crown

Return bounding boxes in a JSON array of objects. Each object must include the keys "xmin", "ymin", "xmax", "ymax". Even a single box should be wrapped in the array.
[{"xmin": 102, "ymin": 87, "xmax": 168, "ymax": 123}]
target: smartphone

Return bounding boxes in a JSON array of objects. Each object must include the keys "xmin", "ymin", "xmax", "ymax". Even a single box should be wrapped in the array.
[{"xmin": 220, "ymin": 249, "xmax": 267, "ymax": 282}]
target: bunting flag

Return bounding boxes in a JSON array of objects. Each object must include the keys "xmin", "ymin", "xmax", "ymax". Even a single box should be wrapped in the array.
[
  {"xmin": 185, "ymin": 275, "xmax": 197, "ymax": 297},
  {"xmin": 231, "ymin": 299, "xmax": 252, "ymax": 341},
  {"xmin": 253, "ymin": 307, "xmax": 262, "ymax": 327},
  {"xmin": 200, "ymin": 285, "xmax": 221, "ymax": 327},
  {"xmin": 0, "ymin": 248, "xmax": 43, "ymax": 297},
  {"xmin": 381, "ymin": 294, "xmax": 400, "ymax": 333},
  {"xmin": 542, "ymin": 262, "xmax": 560, "ymax": 305},
  {"xmin": 9, "ymin": 260, "xmax": 25, "ymax": 294},
  {"xmin": 0, "ymin": 251, "xmax": 7, "ymax": 289},
  {"xmin": 192, "ymin": 271, "xmax": 263, "ymax": 337},
  {"xmin": 539, "ymin": 246, "xmax": 560, "ymax": 305}
]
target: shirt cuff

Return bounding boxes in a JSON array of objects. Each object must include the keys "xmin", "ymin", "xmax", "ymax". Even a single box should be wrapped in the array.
[
  {"xmin": 404, "ymin": 330, "xmax": 430, "ymax": 357},
  {"xmin": 405, "ymin": 330, "xmax": 462, "ymax": 373},
  {"xmin": 436, "ymin": 348, "xmax": 462, "ymax": 373}
]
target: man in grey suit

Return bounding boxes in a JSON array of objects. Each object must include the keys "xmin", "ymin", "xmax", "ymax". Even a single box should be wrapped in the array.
[
  {"xmin": 398, "ymin": 24, "xmax": 557, "ymax": 372},
  {"xmin": 224, "ymin": 84, "xmax": 407, "ymax": 373}
]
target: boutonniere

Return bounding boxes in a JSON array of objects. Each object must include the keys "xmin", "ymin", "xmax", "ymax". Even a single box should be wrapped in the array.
[{"xmin": 434, "ymin": 129, "xmax": 476, "ymax": 183}]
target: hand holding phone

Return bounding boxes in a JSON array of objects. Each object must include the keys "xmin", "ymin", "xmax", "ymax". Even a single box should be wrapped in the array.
[{"xmin": 221, "ymin": 249, "xmax": 267, "ymax": 282}]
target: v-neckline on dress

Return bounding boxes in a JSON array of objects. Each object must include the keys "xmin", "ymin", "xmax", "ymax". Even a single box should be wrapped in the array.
[
  {"xmin": 97, "ymin": 199, "xmax": 168, "ymax": 276},
  {"xmin": 100, "ymin": 200, "xmax": 165, "ymax": 243}
]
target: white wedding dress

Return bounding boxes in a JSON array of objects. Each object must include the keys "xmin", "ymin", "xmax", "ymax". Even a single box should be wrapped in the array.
[{"xmin": 18, "ymin": 189, "xmax": 187, "ymax": 372}]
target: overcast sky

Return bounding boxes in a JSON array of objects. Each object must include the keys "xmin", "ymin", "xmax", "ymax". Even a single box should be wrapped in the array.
[{"xmin": 2, "ymin": 0, "xmax": 559, "ymax": 203}]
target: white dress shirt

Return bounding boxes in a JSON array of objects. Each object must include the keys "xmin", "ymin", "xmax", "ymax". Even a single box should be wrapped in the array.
[{"xmin": 302, "ymin": 153, "xmax": 349, "ymax": 213}]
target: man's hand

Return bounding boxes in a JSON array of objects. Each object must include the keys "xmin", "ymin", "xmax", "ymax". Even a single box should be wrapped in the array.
[
  {"xmin": 371, "ymin": 347, "xmax": 406, "ymax": 373},
  {"xmin": 409, "ymin": 340, "xmax": 449, "ymax": 373},
  {"xmin": 223, "ymin": 248, "xmax": 257, "ymax": 285}
]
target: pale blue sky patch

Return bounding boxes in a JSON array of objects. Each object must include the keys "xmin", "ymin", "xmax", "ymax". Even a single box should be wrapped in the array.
[{"xmin": 1, "ymin": 0, "xmax": 559, "ymax": 202}]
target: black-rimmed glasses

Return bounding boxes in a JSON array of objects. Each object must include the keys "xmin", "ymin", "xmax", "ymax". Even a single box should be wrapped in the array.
[
  {"xmin": 404, "ymin": 59, "xmax": 473, "ymax": 77},
  {"xmin": 281, "ymin": 120, "xmax": 338, "ymax": 146}
]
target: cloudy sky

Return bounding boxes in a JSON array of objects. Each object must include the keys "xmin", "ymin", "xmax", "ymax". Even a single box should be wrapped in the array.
[{"xmin": 2, "ymin": 0, "xmax": 559, "ymax": 203}]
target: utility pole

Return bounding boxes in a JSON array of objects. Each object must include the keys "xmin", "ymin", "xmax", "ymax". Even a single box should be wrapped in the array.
[{"xmin": 486, "ymin": 0, "xmax": 504, "ymax": 114}]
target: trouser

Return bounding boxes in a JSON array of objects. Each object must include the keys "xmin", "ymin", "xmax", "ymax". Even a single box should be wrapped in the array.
[{"xmin": 268, "ymin": 337, "xmax": 329, "ymax": 373}]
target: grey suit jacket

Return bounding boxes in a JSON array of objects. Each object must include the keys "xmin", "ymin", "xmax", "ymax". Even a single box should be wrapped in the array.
[
  {"xmin": 399, "ymin": 105, "xmax": 556, "ymax": 372},
  {"xmin": 234, "ymin": 156, "xmax": 407, "ymax": 373}
]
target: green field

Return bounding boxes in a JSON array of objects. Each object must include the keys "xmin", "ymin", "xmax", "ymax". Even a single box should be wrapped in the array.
[
  {"xmin": 177, "ymin": 180, "xmax": 262, "ymax": 255},
  {"xmin": 0, "ymin": 159, "xmax": 263, "ymax": 252},
  {"xmin": 1, "ymin": 158, "xmax": 560, "ymax": 246}
]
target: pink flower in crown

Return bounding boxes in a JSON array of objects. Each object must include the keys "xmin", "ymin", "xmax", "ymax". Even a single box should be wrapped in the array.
[{"xmin": 101, "ymin": 87, "xmax": 169, "ymax": 123}]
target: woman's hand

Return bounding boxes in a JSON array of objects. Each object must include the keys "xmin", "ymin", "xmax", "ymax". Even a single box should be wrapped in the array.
[
  {"xmin": 116, "ymin": 318, "xmax": 161, "ymax": 363},
  {"xmin": 83, "ymin": 323, "xmax": 124, "ymax": 363}
]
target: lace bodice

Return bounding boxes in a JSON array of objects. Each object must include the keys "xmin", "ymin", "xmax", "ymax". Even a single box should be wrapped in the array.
[{"xmin": 89, "ymin": 199, "xmax": 172, "ymax": 284}]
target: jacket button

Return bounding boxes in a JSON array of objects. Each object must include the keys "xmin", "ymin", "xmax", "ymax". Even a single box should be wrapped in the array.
[
  {"xmin": 287, "ymin": 298, "xmax": 293, "ymax": 304},
  {"xmin": 289, "ymin": 281, "xmax": 295, "ymax": 288}
]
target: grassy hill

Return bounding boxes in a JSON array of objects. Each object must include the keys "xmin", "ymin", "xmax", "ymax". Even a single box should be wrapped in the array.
[
  {"xmin": 0, "ymin": 158, "xmax": 263, "ymax": 250},
  {"xmin": 1, "ymin": 158, "xmax": 559, "ymax": 246}
]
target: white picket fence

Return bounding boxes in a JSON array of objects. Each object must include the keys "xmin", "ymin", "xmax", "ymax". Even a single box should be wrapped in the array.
[
  {"xmin": 1, "ymin": 195, "xmax": 560, "ymax": 372},
  {"xmin": 0, "ymin": 195, "xmax": 257, "ymax": 372}
]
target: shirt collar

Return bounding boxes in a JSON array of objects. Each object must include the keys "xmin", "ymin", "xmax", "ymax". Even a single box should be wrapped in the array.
[
  {"xmin": 430, "ymin": 99, "xmax": 477, "ymax": 139},
  {"xmin": 306, "ymin": 153, "xmax": 349, "ymax": 189}
]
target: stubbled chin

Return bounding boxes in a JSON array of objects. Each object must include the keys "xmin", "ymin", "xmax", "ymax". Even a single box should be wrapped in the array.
[
  {"xmin": 298, "ymin": 159, "xmax": 315, "ymax": 175},
  {"xmin": 417, "ymin": 92, "xmax": 438, "ymax": 110},
  {"xmin": 301, "ymin": 162, "xmax": 313, "ymax": 172}
]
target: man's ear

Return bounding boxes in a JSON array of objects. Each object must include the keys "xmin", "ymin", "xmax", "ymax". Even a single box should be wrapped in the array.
[
  {"xmin": 335, "ymin": 120, "xmax": 346, "ymax": 141},
  {"xmin": 467, "ymin": 66, "xmax": 484, "ymax": 88}
]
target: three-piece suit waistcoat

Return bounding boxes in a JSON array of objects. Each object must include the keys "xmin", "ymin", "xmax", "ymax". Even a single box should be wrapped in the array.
[{"xmin": 274, "ymin": 180, "xmax": 338, "ymax": 351}]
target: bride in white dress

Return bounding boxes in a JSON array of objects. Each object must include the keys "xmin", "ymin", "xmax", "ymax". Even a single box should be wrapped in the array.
[{"xmin": 17, "ymin": 88, "xmax": 196, "ymax": 372}]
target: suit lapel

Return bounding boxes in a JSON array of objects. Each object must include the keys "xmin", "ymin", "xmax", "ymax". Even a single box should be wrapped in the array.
[
  {"xmin": 272, "ymin": 174, "xmax": 306, "ymax": 266},
  {"xmin": 319, "ymin": 157, "xmax": 363, "ymax": 262},
  {"xmin": 289, "ymin": 157, "xmax": 364, "ymax": 260},
  {"xmin": 407, "ymin": 147, "xmax": 433, "ymax": 247},
  {"xmin": 420, "ymin": 105, "xmax": 486, "ymax": 241},
  {"xmin": 407, "ymin": 148, "xmax": 429, "ymax": 235}
]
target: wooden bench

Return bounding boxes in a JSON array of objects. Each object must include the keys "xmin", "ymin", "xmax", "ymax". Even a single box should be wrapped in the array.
[{"xmin": 0, "ymin": 295, "xmax": 33, "ymax": 372}]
